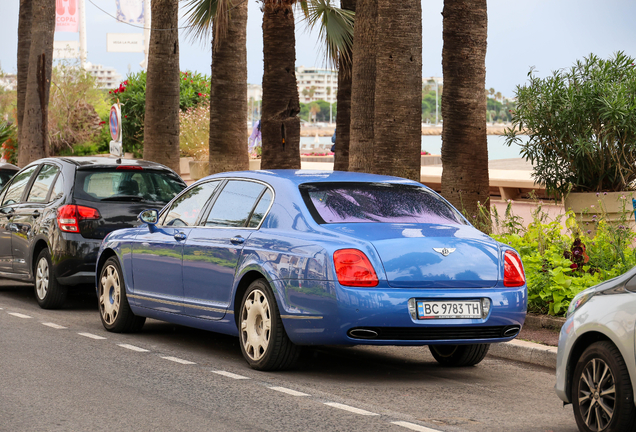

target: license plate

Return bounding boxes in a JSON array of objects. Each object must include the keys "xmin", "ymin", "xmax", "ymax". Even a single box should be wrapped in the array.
[{"xmin": 417, "ymin": 300, "xmax": 482, "ymax": 319}]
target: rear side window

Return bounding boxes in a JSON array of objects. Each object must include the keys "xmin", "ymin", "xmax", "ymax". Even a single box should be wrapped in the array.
[
  {"xmin": 204, "ymin": 180, "xmax": 265, "ymax": 228},
  {"xmin": 247, "ymin": 189, "xmax": 273, "ymax": 228},
  {"xmin": 2, "ymin": 165, "xmax": 38, "ymax": 206},
  {"xmin": 0, "ymin": 171, "xmax": 15, "ymax": 189},
  {"xmin": 74, "ymin": 169, "xmax": 185, "ymax": 204},
  {"xmin": 26, "ymin": 164, "xmax": 60, "ymax": 203},
  {"xmin": 300, "ymin": 182, "xmax": 466, "ymax": 225}
]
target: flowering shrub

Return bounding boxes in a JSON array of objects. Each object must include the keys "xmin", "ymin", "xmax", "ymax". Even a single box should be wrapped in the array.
[
  {"xmin": 481, "ymin": 199, "xmax": 636, "ymax": 316},
  {"xmin": 179, "ymin": 101, "xmax": 209, "ymax": 161},
  {"xmin": 106, "ymin": 70, "xmax": 209, "ymax": 156}
]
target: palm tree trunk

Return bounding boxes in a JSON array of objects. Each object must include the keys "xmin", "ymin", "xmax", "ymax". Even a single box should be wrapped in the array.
[
  {"xmin": 17, "ymin": 0, "xmax": 33, "ymax": 142},
  {"xmin": 143, "ymin": 0, "xmax": 180, "ymax": 174},
  {"xmin": 348, "ymin": 0, "xmax": 376, "ymax": 173},
  {"xmin": 440, "ymin": 0, "xmax": 489, "ymax": 226},
  {"xmin": 333, "ymin": 0, "xmax": 356, "ymax": 172},
  {"xmin": 208, "ymin": 0, "xmax": 249, "ymax": 174},
  {"xmin": 260, "ymin": 2, "xmax": 301, "ymax": 170},
  {"xmin": 18, "ymin": 0, "xmax": 54, "ymax": 167},
  {"xmin": 372, "ymin": 0, "xmax": 421, "ymax": 181}
]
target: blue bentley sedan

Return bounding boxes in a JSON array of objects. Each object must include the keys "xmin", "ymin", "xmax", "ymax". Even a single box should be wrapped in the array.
[{"xmin": 95, "ymin": 170, "xmax": 527, "ymax": 370}]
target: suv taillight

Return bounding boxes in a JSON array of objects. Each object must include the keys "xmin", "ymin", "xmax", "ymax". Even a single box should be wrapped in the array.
[
  {"xmin": 57, "ymin": 205, "xmax": 100, "ymax": 233},
  {"xmin": 333, "ymin": 249, "xmax": 379, "ymax": 287},
  {"xmin": 503, "ymin": 250, "xmax": 525, "ymax": 287}
]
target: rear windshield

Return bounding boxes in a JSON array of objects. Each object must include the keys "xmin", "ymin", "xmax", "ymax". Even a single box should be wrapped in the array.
[
  {"xmin": 74, "ymin": 169, "xmax": 185, "ymax": 204},
  {"xmin": 300, "ymin": 182, "xmax": 466, "ymax": 225}
]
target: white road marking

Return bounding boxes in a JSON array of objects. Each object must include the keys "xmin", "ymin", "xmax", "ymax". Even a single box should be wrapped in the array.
[
  {"xmin": 161, "ymin": 356, "xmax": 196, "ymax": 365},
  {"xmin": 8, "ymin": 312, "xmax": 31, "ymax": 319},
  {"xmin": 42, "ymin": 322, "xmax": 67, "ymax": 329},
  {"xmin": 78, "ymin": 332, "xmax": 106, "ymax": 340},
  {"xmin": 391, "ymin": 421, "xmax": 442, "ymax": 432},
  {"xmin": 323, "ymin": 402, "xmax": 379, "ymax": 416},
  {"xmin": 212, "ymin": 370, "xmax": 250, "ymax": 380},
  {"xmin": 118, "ymin": 344, "xmax": 149, "ymax": 352},
  {"xmin": 269, "ymin": 386, "xmax": 310, "ymax": 397}
]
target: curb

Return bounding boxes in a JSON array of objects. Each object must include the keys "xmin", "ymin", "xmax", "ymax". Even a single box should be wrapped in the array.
[
  {"xmin": 488, "ymin": 339, "xmax": 558, "ymax": 369},
  {"xmin": 524, "ymin": 313, "xmax": 566, "ymax": 331}
]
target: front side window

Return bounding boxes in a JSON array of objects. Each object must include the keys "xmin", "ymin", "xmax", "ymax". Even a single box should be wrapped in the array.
[
  {"xmin": 300, "ymin": 182, "xmax": 466, "ymax": 225},
  {"xmin": 2, "ymin": 165, "xmax": 38, "ymax": 206},
  {"xmin": 205, "ymin": 180, "xmax": 266, "ymax": 228},
  {"xmin": 162, "ymin": 181, "xmax": 220, "ymax": 227},
  {"xmin": 26, "ymin": 164, "xmax": 60, "ymax": 203}
]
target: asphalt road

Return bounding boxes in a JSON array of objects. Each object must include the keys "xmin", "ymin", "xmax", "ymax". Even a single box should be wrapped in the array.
[{"xmin": 0, "ymin": 281, "xmax": 578, "ymax": 432}]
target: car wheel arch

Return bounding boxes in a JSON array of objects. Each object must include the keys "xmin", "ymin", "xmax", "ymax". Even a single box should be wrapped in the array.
[
  {"xmin": 31, "ymin": 239, "xmax": 50, "ymax": 278},
  {"xmin": 96, "ymin": 249, "xmax": 118, "ymax": 281},
  {"xmin": 566, "ymin": 330, "xmax": 616, "ymax": 402},
  {"xmin": 233, "ymin": 270, "xmax": 270, "ymax": 328}
]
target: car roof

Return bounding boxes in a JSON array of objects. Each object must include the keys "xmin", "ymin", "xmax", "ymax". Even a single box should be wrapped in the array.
[
  {"xmin": 201, "ymin": 170, "xmax": 421, "ymax": 188},
  {"xmin": 27, "ymin": 156, "xmax": 175, "ymax": 171},
  {"xmin": 0, "ymin": 162, "xmax": 19, "ymax": 172}
]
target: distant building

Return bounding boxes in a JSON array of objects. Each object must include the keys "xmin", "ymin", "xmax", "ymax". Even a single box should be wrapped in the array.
[
  {"xmin": 0, "ymin": 74, "xmax": 17, "ymax": 91},
  {"xmin": 247, "ymin": 83, "xmax": 262, "ymax": 102},
  {"xmin": 85, "ymin": 63, "xmax": 122, "ymax": 89},
  {"xmin": 423, "ymin": 76, "xmax": 443, "ymax": 89},
  {"xmin": 296, "ymin": 66, "xmax": 337, "ymax": 104}
]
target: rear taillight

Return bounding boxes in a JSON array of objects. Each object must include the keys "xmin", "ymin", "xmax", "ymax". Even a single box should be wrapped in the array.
[
  {"xmin": 57, "ymin": 205, "xmax": 100, "ymax": 233},
  {"xmin": 503, "ymin": 250, "xmax": 525, "ymax": 287},
  {"xmin": 333, "ymin": 249, "xmax": 379, "ymax": 287}
]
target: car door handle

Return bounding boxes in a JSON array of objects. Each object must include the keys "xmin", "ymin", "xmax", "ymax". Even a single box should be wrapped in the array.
[
  {"xmin": 174, "ymin": 232, "xmax": 187, "ymax": 241},
  {"xmin": 230, "ymin": 236, "xmax": 245, "ymax": 245},
  {"xmin": 32, "ymin": 210, "xmax": 40, "ymax": 218}
]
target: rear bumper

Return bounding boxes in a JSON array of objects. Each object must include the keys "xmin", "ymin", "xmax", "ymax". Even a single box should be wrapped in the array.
[
  {"xmin": 276, "ymin": 281, "xmax": 527, "ymax": 346},
  {"xmin": 51, "ymin": 233, "xmax": 102, "ymax": 286}
]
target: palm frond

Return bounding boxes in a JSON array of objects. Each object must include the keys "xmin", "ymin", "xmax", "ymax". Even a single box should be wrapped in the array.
[
  {"xmin": 303, "ymin": 0, "xmax": 355, "ymax": 70},
  {"xmin": 182, "ymin": 0, "xmax": 232, "ymax": 51}
]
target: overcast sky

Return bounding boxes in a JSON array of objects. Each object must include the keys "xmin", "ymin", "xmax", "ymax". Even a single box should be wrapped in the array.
[{"xmin": 1, "ymin": 0, "xmax": 635, "ymax": 97}]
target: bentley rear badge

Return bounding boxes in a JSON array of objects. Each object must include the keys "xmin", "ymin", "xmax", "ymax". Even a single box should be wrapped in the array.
[{"xmin": 433, "ymin": 247, "xmax": 456, "ymax": 257}]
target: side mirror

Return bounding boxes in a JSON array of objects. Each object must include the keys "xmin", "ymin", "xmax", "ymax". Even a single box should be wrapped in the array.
[{"xmin": 138, "ymin": 209, "xmax": 158, "ymax": 226}]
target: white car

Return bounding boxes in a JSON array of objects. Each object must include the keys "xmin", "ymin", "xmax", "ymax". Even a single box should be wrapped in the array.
[{"xmin": 556, "ymin": 269, "xmax": 636, "ymax": 432}]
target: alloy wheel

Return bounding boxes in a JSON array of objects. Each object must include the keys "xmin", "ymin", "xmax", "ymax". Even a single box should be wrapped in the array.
[
  {"xmin": 578, "ymin": 357, "xmax": 616, "ymax": 431},
  {"xmin": 99, "ymin": 265, "xmax": 121, "ymax": 325},
  {"xmin": 35, "ymin": 257, "xmax": 49, "ymax": 300},
  {"xmin": 240, "ymin": 289, "xmax": 271, "ymax": 361}
]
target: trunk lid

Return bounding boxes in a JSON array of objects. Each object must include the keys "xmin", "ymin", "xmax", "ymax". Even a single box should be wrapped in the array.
[{"xmin": 325, "ymin": 223, "xmax": 501, "ymax": 288}]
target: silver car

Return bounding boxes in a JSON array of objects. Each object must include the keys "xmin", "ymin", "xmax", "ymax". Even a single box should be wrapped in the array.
[{"xmin": 556, "ymin": 270, "xmax": 636, "ymax": 432}]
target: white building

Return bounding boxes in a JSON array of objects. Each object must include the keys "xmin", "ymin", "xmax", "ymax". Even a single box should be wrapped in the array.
[
  {"xmin": 85, "ymin": 63, "xmax": 122, "ymax": 90},
  {"xmin": 296, "ymin": 66, "xmax": 338, "ymax": 104},
  {"xmin": 0, "ymin": 75, "xmax": 17, "ymax": 91},
  {"xmin": 247, "ymin": 83, "xmax": 262, "ymax": 102},
  {"xmin": 423, "ymin": 76, "xmax": 443, "ymax": 89}
]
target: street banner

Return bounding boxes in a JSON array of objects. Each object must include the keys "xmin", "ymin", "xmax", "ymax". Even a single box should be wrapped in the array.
[
  {"xmin": 53, "ymin": 41, "xmax": 80, "ymax": 59},
  {"xmin": 107, "ymin": 33, "xmax": 145, "ymax": 53},
  {"xmin": 55, "ymin": 0, "xmax": 79, "ymax": 33},
  {"xmin": 116, "ymin": 0, "xmax": 145, "ymax": 24}
]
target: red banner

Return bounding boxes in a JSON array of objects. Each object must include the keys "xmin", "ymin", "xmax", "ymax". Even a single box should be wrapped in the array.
[{"xmin": 55, "ymin": 0, "xmax": 78, "ymax": 33}]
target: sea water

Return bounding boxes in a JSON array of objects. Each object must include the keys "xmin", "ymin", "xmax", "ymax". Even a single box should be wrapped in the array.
[{"xmin": 299, "ymin": 135, "xmax": 530, "ymax": 160}]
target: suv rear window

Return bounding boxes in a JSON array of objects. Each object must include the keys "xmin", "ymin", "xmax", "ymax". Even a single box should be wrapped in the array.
[
  {"xmin": 300, "ymin": 182, "xmax": 466, "ymax": 225},
  {"xmin": 74, "ymin": 169, "xmax": 185, "ymax": 204}
]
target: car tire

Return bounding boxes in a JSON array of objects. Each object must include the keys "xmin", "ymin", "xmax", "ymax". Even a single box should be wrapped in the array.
[
  {"xmin": 34, "ymin": 248, "xmax": 67, "ymax": 309},
  {"xmin": 239, "ymin": 279, "xmax": 300, "ymax": 371},
  {"xmin": 572, "ymin": 341, "xmax": 636, "ymax": 432},
  {"xmin": 98, "ymin": 257, "xmax": 145, "ymax": 333},
  {"xmin": 429, "ymin": 344, "xmax": 490, "ymax": 367}
]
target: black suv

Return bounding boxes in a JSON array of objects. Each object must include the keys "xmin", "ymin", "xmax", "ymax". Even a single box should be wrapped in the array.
[{"xmin": 0, "ymin": 157, "xmax": 186, "ymax": 309}]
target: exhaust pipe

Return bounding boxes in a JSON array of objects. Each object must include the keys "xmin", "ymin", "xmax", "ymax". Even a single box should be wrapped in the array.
[
  {"xmin": 503, "ymin": 326, "xmax": 521, "ymax": 337},
  {"xmin": 348, "ymin": 328, "xmax": 379, "ymax": 339}
]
